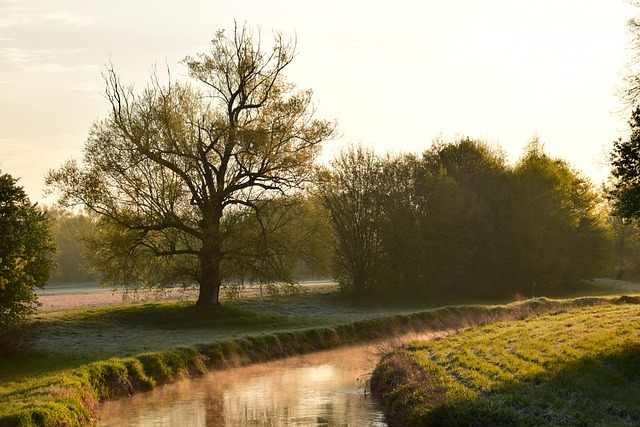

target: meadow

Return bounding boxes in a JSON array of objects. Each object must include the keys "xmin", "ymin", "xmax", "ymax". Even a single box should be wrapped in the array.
[
  {"xmin": 371, "ymin": 299, "xmax": 640, "ymax": 426},
  {"xmin": 1, "ymin": 279, "xmax": 639, "ymax": 426}
]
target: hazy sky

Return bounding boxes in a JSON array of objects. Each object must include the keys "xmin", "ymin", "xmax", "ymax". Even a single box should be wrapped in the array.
[{"xmin": 0, "ymin": 0, "xmax": 636, "ymax": 204}]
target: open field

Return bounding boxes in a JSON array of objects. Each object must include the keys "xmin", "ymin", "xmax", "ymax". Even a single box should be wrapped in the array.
[
  {"xmin": 371, "ymin": 301, "xmax": 640, "ymax": 426},
  {"xmin": 1, "ymin": 279, "xmax": 640, "ymax": 425},
  {"xmin": 19, "ymin": 278, "xmax": 636, "ymax": 368}
]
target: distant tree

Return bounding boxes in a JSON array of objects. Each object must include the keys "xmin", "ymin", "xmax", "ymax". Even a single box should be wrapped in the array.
[
  {"xmin": 319, "ymin": 146, "xmax": 382, "ymax": 296},
  {"xmin": 218, "ymin": 195, "xmax": 333, "ymax": 295},
  {"xmin": 46, "ymin": 24, "xmax": 335, "ymax": 306},
  {"xmin": 608, "ymin": 215, "xmax": 640, "ymax": 279},
  {"xmin": 48, "ymin": 210, "xmax": 98, "ymax": 283},
  {"xmin": 0, "ymin": 171, "xmax": 56, "ymax": 331}
]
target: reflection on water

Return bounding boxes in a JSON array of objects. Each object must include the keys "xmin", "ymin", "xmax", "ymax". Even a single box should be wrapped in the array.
[{"xmin": 99, "ymin": 343, "xmax": 387, "ymax": 426}]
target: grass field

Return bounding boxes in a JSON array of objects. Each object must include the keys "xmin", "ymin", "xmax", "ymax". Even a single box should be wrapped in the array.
[
  {"xmin": 371, "ymin": 300, "xmax": 640, "ymax": 426},
  {"xmin": 2, "ymin": 279, "xmax": 640, "ymax": 426}
]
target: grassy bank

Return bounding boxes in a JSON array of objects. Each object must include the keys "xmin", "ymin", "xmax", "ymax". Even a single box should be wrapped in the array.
[
  {"xmin": 1, "ymin": 281, "xmax": 639, "ymax": 426},
  {"xmin": 370, "ymin": 299, "xmax": 640, "ymax": 426}
]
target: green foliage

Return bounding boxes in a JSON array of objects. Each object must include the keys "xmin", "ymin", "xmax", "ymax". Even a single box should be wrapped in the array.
[
  {"xmin": 323, "ymin": 138, "xmax": 612, "ymax": 299},
  {"xmin": 610, "ymin": 107, "xmax": 640, "ymax": 221},
  {"xmin": 83, "ymin": 216, "xmax": 199, "ymax": 291},
  {"xmin": 221, "ymin": 195, "xmax": 333, "ymax": 292},
  {"xmin": 506, "ymin": 139, "xmax": 612, "ymax": 293},
  {"xmin": 46, "ymin": 24, "xmax": 335, "ymax": 305},
  {"xmin": 0, "ymin": 171, "xmax": 56, "ymax": 334},
  {"xmin": 319, "ymin": 145, "xmax": 383, "ymax": 295},
  {"xmin": 410, "ymin": 139, "xmax": 509, "ymax": 295},
  {"xmin": 371, "ymin": 303, "xmax": 640, "ymax": 426}
]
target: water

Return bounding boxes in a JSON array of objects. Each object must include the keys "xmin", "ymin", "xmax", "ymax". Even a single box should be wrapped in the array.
[{"xmin": 98, "ymin": 342, "xmax": 388, "ymax": 426}]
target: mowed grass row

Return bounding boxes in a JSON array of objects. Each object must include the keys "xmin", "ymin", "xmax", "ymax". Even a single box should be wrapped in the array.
[{"xmin": 371, "ymin": 302, "xmax": 640, "ymax": 426}]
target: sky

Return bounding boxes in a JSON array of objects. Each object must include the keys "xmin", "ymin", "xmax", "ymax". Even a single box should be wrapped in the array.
[{"xmin": 0, "ymin": 0, "xmax": 637, "ymax": 204}]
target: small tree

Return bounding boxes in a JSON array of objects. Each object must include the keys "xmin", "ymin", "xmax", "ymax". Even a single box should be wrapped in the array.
[
  {"xmin": 0, "ymin": 171, "xmax": 56, "ymax": 332},
  {"xmin": 47, "ymin": 24, "xmax": 335, "ymax": 306},
  {"xmin": 610, "ymin": 107, "xmax": 640, "ymax": 221},
  {"xmin": 319, "ymin": 145, "xmax": 382, "ymax": 295}
]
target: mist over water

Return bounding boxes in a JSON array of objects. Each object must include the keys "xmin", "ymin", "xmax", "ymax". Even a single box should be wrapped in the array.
[{"xmin": 99, "ymin": 343, "xmax": 388, "ymax": 426}]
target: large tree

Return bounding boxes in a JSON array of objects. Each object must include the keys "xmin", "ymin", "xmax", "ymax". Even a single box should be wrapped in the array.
[
  {"xmin": 46, "ymin": 24, "xmax": 335, "ymax": 306},
  {"xmin": 0, "ymin": 171, "xmax": 56, "ymax": 330}
]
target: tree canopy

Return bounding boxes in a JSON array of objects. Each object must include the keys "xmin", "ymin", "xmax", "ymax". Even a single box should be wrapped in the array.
[
  {"xmin": 46, "ymin": 24, "xmax": 335, "ymax": 305},
  {"xmin": 323, "ymin": 139, "xmax": 612, "ymax": 300},
  {"xmin": 0, "ymin": 171, "xmax": 56, "ymax": 330}
]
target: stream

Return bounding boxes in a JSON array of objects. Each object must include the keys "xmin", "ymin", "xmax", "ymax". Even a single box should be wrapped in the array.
[{"xmin": 98, "ymin": 341, "xmax": 392, "ymax": 426}]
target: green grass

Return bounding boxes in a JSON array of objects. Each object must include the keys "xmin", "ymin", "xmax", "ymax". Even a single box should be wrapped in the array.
[
  {"xmin": 371, "ymin": 302, "xmax": 640, "ymax": 426},
  {"xmin": 9, "ymin": 283, "xmax": 493, "ymax": 377},
  {"xmin": 2, "ymin": 280, "xmax": 640, "ymax": 426},
  {"xmin": 0, "ymin": 303, "xmax": 309, "ymax": 384}
]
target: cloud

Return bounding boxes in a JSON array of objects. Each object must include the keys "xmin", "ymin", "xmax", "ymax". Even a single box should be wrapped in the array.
[
  {"xmin": 0, "ymin": 0, "xmax": 23, "ymax": 6},
  {"xmin": 41, "ymin": 10, "xmax": 95, "ymax": 27},
  {"xmin": 0, "ymin": 11, "xmax": 32, "ymax": 28},
  {"xmin": 0, "ymin": 4, "xmax": 95, "ymax": 29},
  {"xmin": 24, "ymin": 62, "xmax": 96, "ymax": 73},
  {"xmin": 0, "ymin": 4, "xmax": 97, "ymax": 73},
  {"xmin": 0, "ymin": 46, "xmax": 30, "ymax": 62},
  {"xmin": 68, "ymin": 82, "xmax": 102, "ymax": 93},
  {"xmin": 0, "ymin": 47, "xmax": 96, "ymax": 73}
]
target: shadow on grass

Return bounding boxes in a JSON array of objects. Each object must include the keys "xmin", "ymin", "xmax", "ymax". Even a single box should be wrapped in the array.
[
  {"xmin": 39, "ymin": 302, "xmax": 294, "ymax": 330},
  {"xmin": 372, "ymin": 344, "xmax": 640, "ymax": 427},
  {"xmin": 93, "ymin": 303, "xmax": 291, "ymax": 328}
]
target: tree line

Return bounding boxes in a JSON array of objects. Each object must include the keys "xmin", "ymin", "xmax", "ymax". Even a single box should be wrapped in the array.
[
  {"xmin": 320, "ymin": 139, "xmax": 614, "ymax": 299},
  {"xmin": 42, "ymin": 137, "xmax": 640, "ymax": 297}
]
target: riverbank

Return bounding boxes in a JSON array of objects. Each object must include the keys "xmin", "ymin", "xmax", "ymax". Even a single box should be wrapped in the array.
[
  {"xmin": 370, "ymin": 298, "xmax": 640, "ymax": 426},
  {"xmin": 1, "ymin": 280, "xmax": 639, "ymax": 426}
]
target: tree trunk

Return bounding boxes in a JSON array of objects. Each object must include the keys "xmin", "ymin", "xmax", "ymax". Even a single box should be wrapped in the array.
[
  {"xmin": 196, "ymin": 271, "xmax": 221, "ymax": 306},
  {"xmin": 196, "ymin": 204, "xmax": 223, "ymax": 306}
]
